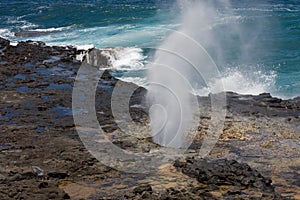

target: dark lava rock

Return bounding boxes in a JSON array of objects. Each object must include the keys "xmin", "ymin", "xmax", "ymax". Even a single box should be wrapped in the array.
[
  {"xmin": 121, "ymin": 158, "xmax": 286, "ymax": 199},
  {"xmin": 38, "ymin": 182, "xmax": 49, "ymax": 189},
  {"xmin": 0, "ymin": 37, "xmax": 9, "ymax": 49},
  {"xmin": 174, "ymin": 158, "xmax": 283, "ymax": 199},
  {"xmin": 0, "ymin": 37, "xmax": 297, "ymax": 199},
  {"xmin": 223, "ymin": 92, "xmax": 300, "ymax": 117},
  {"xmin": 101, "ymin": 69, "xmax": 116, "ymax": 81},
  {"xmin": 174, "ymin": 159, "xmax": 270, "ymax": 187},
  {"xmin": 47, "ymin": 172, "xmax": 68, "ymax": 179}
]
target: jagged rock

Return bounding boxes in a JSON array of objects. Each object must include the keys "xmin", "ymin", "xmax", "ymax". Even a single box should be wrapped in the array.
[
  {"xmin": 0, "ymin": 37, "xmax": 298, "ymax": 199},
  {"xmin": 133, "ymin": 184, "xmax": 152, "ymax": 194},
  {"xmin": 174, "ymin": 158, "xmax": 282, "ymax": 199}
]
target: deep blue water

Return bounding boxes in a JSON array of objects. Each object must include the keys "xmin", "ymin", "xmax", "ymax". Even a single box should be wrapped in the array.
[{"xmin": 0, "ymin": 0, "xmax": 299, "ymax": 99}]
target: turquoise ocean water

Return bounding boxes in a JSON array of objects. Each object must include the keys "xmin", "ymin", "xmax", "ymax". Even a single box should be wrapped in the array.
[{"xmin": 0, "ymin": 0, "xmax": 299, "ymax": 99}]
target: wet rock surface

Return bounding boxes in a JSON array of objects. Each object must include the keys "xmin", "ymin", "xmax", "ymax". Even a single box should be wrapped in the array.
[{"xmin": 0, "ymin": 37, "xmax": 299, "ymax": 199}]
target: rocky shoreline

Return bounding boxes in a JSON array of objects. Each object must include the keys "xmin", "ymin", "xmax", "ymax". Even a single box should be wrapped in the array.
[{"xmin": 0, "ymin": 37, "xmax": 299, "ymax": 199}]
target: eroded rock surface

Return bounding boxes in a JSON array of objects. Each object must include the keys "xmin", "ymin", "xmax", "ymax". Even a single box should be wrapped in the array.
[{"xmin": 0, "ymin": 37, "xmax": 299, "ymax": 199}]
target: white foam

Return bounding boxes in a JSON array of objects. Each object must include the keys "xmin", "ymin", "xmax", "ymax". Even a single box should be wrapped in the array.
[
  {"xmin": 233, "ymin": 6, "xmax": 298, "ymax": 13},
  {"xmin": 3, "ymin": 22, "xmax": 177, "ymax": 50},
  {"xmin": 20, "ymin": 22, "xmax": 38, "ymax": 29},
  {"xmin": 100, "ymin": 47, "xmax": 146, "ymax": 70},
  {"xmin": 233, "ymin": 8, "xmax": 274, "ymax": 12},
  {"xmin": 31, "ymin": 26, "xmax": 74, "ymax": 32},
  {"xmin": 118, "ymin": 76, "xmax": 147, "ymax": 87},
  {"xmin": 76, "ymin": 51, "xmax": 88, "ymax": 61},
  {"xmin": 208, "ymin": 15, "xmax": 245, "ymax": 30},
  {"xmin": 10, "ymin": 42, "xmax": 18, "ymax": 46},
  {"xmin": 130, "ymin": 104, "xmax": 145, "ymax": 109},
  {"xmin": 193, "ymin": 66, "xmax": 277, "ymax": 96},
  {"xmin": 281, "ymin": 8, "xmax": 298, "ymax": 12},
  {"xmin": 0, "ymin": 28, "xmax": 14, "ymax": 38},
  {"xmin": 7, "ymin": 17, "xmax": 38, "ymax": 30},
  {"xmin": 75, "ymin": 44, "xmax": 94, "ymax": 50}
]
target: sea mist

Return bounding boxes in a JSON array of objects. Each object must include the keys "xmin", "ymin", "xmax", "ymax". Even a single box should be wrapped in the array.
[{"xmin": 147, "ymin": 0, "xmax": 263, "ymax": 149}]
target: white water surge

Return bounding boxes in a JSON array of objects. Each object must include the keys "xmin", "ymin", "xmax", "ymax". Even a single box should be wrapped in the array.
[{"xmin": 146, "ymin": 0, "xmax": 270, "ymax": 148}]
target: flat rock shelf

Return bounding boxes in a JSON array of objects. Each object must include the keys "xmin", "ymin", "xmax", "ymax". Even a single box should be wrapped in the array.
[{"xmin": 0, "ymin": 38, "xmax": 299, "ymax": 199}]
